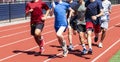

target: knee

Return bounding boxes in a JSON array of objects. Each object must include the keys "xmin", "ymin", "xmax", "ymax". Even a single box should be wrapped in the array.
[
  {"xmin": 35, "ymin": 29, "xmax": 41, "ymax": 36},
  {"xmin": 56, "ymin": 33, "xmax": 62, "ymax": 37}
]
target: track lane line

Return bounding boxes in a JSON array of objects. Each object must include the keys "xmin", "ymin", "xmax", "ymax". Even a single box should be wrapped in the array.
[
  {"xmin": 0, "ymin": 24, "xmax": 53, "ymax": 38},
  {"xmin": 0, "ymin": 35, "xmax": 68, "ymax": 62},
  {"xmin": 0, "ymin": 4, "xmax": 120, "ymax": 62},
  {"xmin": 0, "ymin": 30, "xmax": 54, "ymax": 48},
  {"xmin": 43, "ymin": 22, "xmax": 120, "ymax": 62},
  {"xmin": 0, "ymin": 19, "xmax": 54, "ymax": 32},
  {"xmin": 91, "ymin": 39, "xmax": 120, "ymax": 62},
  {"xmin": 1, "ymin": 12, "xmax": 120, "ymax": 48}
]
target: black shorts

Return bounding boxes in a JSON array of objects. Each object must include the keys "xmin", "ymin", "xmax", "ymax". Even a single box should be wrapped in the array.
[
  {"xmin": 76, "ymin": 24, "xmax": 86, "ymax": 32},
  {"xmin": 70, "ymin": 16, "xmax": 78, "ymax": 30},
  {"xmin": 30, "ymin": 23, "xmax": 44, "ymax": 35}
]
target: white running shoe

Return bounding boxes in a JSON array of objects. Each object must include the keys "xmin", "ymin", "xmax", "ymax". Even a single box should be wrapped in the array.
[
  {"xmin": 63, "ymin": 50, "xmax": 69, "ymax": 57},
  {"xmin": 68, "ymin": 45, "xmax": 74, "ymax": 51},
  {"xmin": 98, "ymin": 42, "xmax": 103, "ymax": 48}
]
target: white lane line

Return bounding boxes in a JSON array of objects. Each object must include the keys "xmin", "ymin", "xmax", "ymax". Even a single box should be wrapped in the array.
[
  {"xmin": 0, "ymin": 24, "xmax": 53, "ymax": 38},
  {"xmin": 0, "ymin": 19, "xmax": 54, "ymax": 32},
  {"xmin": 0, "ymin": 35, "xmax": 67, "ymax": 62},
  {"xmin": 0, "ymin": 30, "xmax": 54, "ymax": 48},
  {"xmin": 0, "ymin": 30, "xmax": 29, "ymax": 39},
  {"xmin": 91, "ymin": 39, "xmax": 120, "ymax": 62},
  {"xmin": 43, "ymin": 20, "xmax": 120, "ymax": 62},
  {"xmin": 0, "ymin": 25, "xmax": 29, "ymax": 33},
  {"xmin": 0, "ymin": 21, "xmax": 120, "ymax": 62},
  {"xmin": 1, "ymin": 10, "xmax": 120, "ymax": 39},
  {"xmin": 43, "ymin": 44, "xmax": 79, "ymax": 62},
  {"xmin": 0, "ymin": 5, "xmax": 120, "ymax": 62},
  {"xmin": 0, "ymin": 17, "xmax": 52, "ymax": 32}
]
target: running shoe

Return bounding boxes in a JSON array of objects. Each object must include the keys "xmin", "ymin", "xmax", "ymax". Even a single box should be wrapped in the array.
[
  {"xmin": 68, "ymin": 45, "xmax": 74, "ymax": 51},
  {"xmin": 98, "ymin": 42, "xmax": 103, "ymax": 48},
  {"xmin": 81, "ymin": 48, "xmax": 88, "ymax": 55},
  {"xmin": 63, "ymin": 50, "xmax": 69, "ymax": 57},
  {"xmin": 94, "ymin": 37, "xmax": 98, "ymax": 42},
  {"xmin": 88, "ymin": 48, "xmax": 92, "ymax": 54}
]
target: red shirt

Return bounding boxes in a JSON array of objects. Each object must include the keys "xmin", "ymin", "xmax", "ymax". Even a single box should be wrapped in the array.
[{"xmin": 25, "ymin": 0, "xmax": 49, "ymax": 24}]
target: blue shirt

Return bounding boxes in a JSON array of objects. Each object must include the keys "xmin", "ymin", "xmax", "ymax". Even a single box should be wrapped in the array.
[
  {"xmin": 85, "ymin": 0, "xmax": 103, "ymax": 24},
  {"xmin": 51, "ymin": 2, "xmax": 70, "ymax": 27}
]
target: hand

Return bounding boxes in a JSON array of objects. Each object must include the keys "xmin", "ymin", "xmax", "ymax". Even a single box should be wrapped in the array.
[
  {"xmin": 73, "ymin": 30, "xmax": 77, "ymax": 35},
  {"xmin": 79, "ymin": 18, "xmax": 84, "ymax": 21},
  {"xmin": 29, "ymin": 9, "xmax": 33, "ymax": 12},
  {"xmin": 91, "ymin": 16, "xmax": 97, "ymax": 21},
  {"xmin": 41, "ymin": 16, "xmax": 47, "ymax": 21},
  {"xmin": 67, "ymin": 17, "xmax": 71, "ymax": 25}
]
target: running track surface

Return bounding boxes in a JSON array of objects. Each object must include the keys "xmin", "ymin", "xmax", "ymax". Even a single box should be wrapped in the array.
[{"xmin": 0, "ymin": 5, "xmax": 120, "ymax": 62}]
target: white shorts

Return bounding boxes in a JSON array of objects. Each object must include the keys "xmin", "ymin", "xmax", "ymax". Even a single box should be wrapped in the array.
[
  {"xmin": 101, "ymin": 15, "xmax": 110, "ymax": 29},
  {"xmin": 101, "ymin": 21, "xmax": 109, "ymax": 29}
]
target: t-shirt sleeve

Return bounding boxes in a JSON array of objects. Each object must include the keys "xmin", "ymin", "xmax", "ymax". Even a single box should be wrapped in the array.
[
  {"xmin": 98, "ymin": 1, "xmax": 103, "ymax": 10},
  {"xmin": 108, "ymin": 1, "xmax": 112, "ymax": 10},
  {"xmin": 25, "ymin": 3, "xmax": 30, "ymax": 13},
  {"xmin": 66, "ymin": 3, "xmax": 71, "ymax": 10},
  {"xmin": 42, "ymin": 2, "xmax": 49, "ymax": 10}
]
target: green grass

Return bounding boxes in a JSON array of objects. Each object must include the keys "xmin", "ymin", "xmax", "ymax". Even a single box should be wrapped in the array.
[{"xmin": 109, "ymin": 50, "xmax": 120, "ymax": 62}]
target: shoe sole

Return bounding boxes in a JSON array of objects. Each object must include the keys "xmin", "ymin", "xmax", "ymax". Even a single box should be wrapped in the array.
[
  {"xmin": 63, "ymin": 50, "xmax": 69, "ymax": 57},
  {"xmin": 88, "ymin": 51, "xmax": 92, "ymax": 54}
]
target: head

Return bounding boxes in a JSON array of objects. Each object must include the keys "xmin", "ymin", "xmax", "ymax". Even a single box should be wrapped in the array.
[
  {"xmin": 101, "ymin": 0, "xmax": 105, "ymax": 1},
  {"xmin": 32, "ymin": 0, "xmax": 40, "ymax": 2},
  {"xmin": 66, "ymin": 0, "xmax": 73, "ymax": 2},
  {"xmin": 54, "ymin": 0, "xmax": 62, "ymax": 2},
  {"xmin": 78, "ymin": 0, "xmax": 84, "ymax": 3}
]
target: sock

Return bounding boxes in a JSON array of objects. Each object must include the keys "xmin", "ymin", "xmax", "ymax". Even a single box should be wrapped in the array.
[
  {"xmin": 89, "ymin": 46, "xmax": 92, "ymax": 50},
  {"xmin": 62, "ymin": 41, "xmax": 67, "ymax": 51},
  {"xmin": 82, "ymin": 44, "xmax": 86, "ymax": 49},
  {"xmin": 39, "ymin": 36, "xmax": 44, "ymax": 47}
]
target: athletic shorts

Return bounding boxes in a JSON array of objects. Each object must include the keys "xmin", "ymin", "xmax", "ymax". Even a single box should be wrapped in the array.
[
  {"xmin": 70, "ymin": 16, "xmax": 77, "ymax": 30},
  {"xmin": 76, "ymin": 24, "xmax": 86, "ymax": 32},
  {"xmin": 30, "ymin": 23, "xmax": 44, "ymax": 35},
  {"xmin": 86, "ymin": 21, "xmax": 101, "ymax": 33},
  {"xmin": 101, "ymin": 21, "xmax": 109, "ymax": 29},
  {"xmin": 54, "ymin": 26, "xmax": 67, "ymax": 32},
  {"xmin": 101, "ymin": 15, "xmax": 110, "ymax": 29}
]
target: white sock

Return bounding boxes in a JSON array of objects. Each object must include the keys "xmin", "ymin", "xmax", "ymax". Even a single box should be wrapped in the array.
[
  {"xmin": 82, "ymin": 44, "xmax": 86, "ymax": 49},
  {"xmin": 62, "ymin": 41, "xmax": 67, "ymax": 51}
]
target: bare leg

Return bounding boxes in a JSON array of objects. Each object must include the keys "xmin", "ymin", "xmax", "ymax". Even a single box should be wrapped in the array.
[{"xmin": 56, "ymin": 26, "xmax": 68, "ymax": 57}]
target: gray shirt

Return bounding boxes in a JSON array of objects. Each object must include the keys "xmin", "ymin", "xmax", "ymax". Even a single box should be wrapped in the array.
[{"xmin": 75, "ymin": 2, "xmax": 86, "ymax": 25}]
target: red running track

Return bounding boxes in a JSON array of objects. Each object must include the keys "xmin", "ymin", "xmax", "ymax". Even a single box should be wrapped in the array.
[{"xmin": 0, "ymin": 5, "xmax": 120, "ymax": 62}]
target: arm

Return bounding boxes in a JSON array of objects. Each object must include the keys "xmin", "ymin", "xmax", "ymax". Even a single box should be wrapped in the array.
[
  {"xmin": 41, "ymin": 3, "xmax": 50, "ymax": 21},
  {"xmin": 92, "ymin": 1, "xmax": 104, "ymax": 20},
  {"xmin": 49, "ymin": 7, "xmax": 54, "ymax": 16},
  {"xmin": 25, "ymin": 3, "xmax": 33, "ymax": 16},
  {"xmin": 42, "ymin": 9, "xmax": 50, "ymax": 21},
  {"xmin": 68, "ymin": 8, "xmax": 74, "ymax": 23},
  {"xmin": 108, "ymin": 2, "xmax": 112, "ymax": 14},
  {"xmin": 49, "ymin": 0, "xmax": 55, "ymax": 16},
  {"xmin": 96, "ymin": 9, "xmax": 104, "ymax": 17}
]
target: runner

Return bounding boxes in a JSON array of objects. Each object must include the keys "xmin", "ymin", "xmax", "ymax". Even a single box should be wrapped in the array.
[
  {"xmin": 74, "ymin": 0, "xmax": 88, "ymax": 55},
  {"xmin": 25, "ymin": 0, "xmax": 50, "ymax": 55},
  {"xmin": 85, "ymin": 0, "xmax": 103, "ymax": 54},
  {"xmin": 50, "ymin": 0, "xmax": 74, "ymax": 57},
  {"xmin": 66, "ymin": 0, "xmax": 78, "ymax": 51},
  {"xmin": 99, "ymin": 0, "xmax": 111, "ymax": 48}
]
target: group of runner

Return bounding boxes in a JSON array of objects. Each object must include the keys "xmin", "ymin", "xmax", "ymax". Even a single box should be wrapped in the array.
[{"xmin": 25, "ymin": 0, "xmax": 111, "ymax": 57}]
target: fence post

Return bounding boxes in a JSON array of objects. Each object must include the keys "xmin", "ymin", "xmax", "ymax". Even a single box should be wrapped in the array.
[
  {"xmin": 25, "ymin": 1, "xmax": 27, "ymax": 20},
  {"xmin": 8, "ymin": 2, "xmax": 11, "ymax": 22}
]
